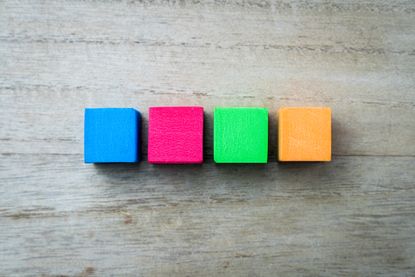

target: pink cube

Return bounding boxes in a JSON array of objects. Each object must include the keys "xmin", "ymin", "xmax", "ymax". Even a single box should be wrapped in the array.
[{"xmin": 148, "ymin": 106, "xmax": 204, "ymax": 164}]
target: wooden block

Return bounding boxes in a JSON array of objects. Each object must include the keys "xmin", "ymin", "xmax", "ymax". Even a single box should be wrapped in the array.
[
  {"xmin": 214, "ymin": 107, "xmax": 268, "ymax": 163},
  {"xmin": 148, "ymin": 106, "xmax": 204, "ymax": 164},
  {"xmin": 278, "ymin": 107, "xmax": 331, "ymax": 162},
  {"xmin": 84, "ymin": 108, "xmax": 140, "ymax": 163}
]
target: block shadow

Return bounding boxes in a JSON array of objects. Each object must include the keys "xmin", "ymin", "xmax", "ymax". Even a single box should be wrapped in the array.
[{"xmin": 92, "ymin": 110, "xmax": 345, "ymax": 195}]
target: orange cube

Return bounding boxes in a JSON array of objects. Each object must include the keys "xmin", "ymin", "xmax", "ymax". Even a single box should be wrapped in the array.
[{"xmin": 278, "ymin": 107, "xmax": 331, "ymax": 162}]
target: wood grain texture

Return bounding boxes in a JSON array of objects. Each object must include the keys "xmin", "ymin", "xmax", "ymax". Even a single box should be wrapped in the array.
[
  {"xmin": 214, "ymin": 107, "xmax": 268, "ymax": 163},
  {"xmin": 84, "ymin": 108, "xmax": 140, "ymax": 163},
  {"xmin": 148, "ymin": 106, "xmax": 203, "ymax": 164},
  {"xmin": 278, "ymin": 107, "xmax": 331, "ymax": 161},
  {"xmin": 0, "ymin": 0, "xmax": 415, "ymax": 276}
]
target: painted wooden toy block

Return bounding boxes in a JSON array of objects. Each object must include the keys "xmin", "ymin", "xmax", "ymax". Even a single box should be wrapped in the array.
[
  {"xmin": 84, "ymin": 108, "xmax": 140, "ymax": 163},
  {"xmin": 148, "ymin": 106, "xmax": 204, "ymax": 164},
  {"xmin": 214, "ymin": 107, "xmax": 268, "ymax": 163},
  {"xmin": 278, "ymin": 107, "xmax": 331, "ymax": 162}
]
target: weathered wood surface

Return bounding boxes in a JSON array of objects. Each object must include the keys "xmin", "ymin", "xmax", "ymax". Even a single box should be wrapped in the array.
[{"xmin": 0, "ymin": 0, "xmax": 414, "ymax": 276}]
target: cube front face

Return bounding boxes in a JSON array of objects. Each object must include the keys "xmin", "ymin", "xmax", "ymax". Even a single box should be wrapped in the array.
[
  {"xmin": 84, "ymin": 108, "xmax": 140, "ymax": 163},
  {"xmin": 214, "ymin": 107, "xmax": 268, "ymax": 163},
  {"xmin": 278, "ymin": 107, "xmax": 331, "ymax": 162},
  {"xmin": 148, "ymin": 106, "xmax": 204, "ymax": 164}
]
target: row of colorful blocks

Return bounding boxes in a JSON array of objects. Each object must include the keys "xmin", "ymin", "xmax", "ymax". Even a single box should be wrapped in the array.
[{"xmin": 84, "ymin": 107, "xmax": 331, "ymax": 163}]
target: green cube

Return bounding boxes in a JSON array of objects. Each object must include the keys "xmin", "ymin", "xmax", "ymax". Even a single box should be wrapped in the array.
[{"xmin": 214, "ymin": 107, "xmax": 268, "ymax": 163}]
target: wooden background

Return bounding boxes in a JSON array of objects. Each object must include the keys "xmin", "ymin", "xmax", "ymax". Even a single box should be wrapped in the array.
[{"xmin": 1, "ymin": 0, "xmax": 415, "ymax": 276}]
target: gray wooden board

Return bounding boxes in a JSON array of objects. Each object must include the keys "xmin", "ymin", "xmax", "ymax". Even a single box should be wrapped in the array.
[{"xmin": 0, "ymin": 0, "xmax": 414, "ymax": 276}]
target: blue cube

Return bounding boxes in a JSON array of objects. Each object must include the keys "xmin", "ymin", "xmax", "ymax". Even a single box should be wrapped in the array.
[{"xmin": 84, "ymin": 108, "xmax": 140, "ymax": 163}]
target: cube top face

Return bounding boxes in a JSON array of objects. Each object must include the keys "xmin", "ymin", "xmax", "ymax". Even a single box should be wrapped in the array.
[
  {"xmin": 148, "ymin": 106, "xmax": 204, "ymax": 164},
  {"xmin": 214, "ymin": 107, "xmax": 268, "ymax": 163},
  {"xmin": 278, "ymin": 107, "xmax": 331, "ymax": 162},
  {"xmin": 84, "ymin": 108, "xmax": 140, "ymax": 163}
]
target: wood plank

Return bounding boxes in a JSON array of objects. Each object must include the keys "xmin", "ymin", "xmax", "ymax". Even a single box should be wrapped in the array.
[
  {"xmin": 0, "ymin": 0, "xmax": 414, "ymax": 157},
  {"xmin": 1, "ymin": 90, "xmax": 415, "ymax": 157},
  {"xmin": 0, "ymin": 154, "xmax": 414, "ymax": 276}
]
